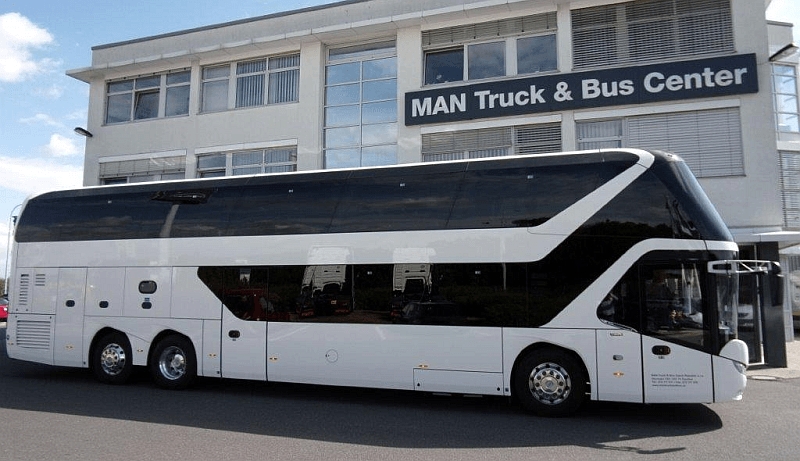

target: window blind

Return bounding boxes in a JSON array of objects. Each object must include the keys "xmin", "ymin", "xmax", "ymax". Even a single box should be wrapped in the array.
[
  {"xmin": 781, "ymin": 152, "xmax": 800, "ymax": 228},
  {"xmin": 626, "ymin": 108, "xmax": 743, "ymax": 177},
  {"xmin": 99, "ymin": 156, "xmax": 186, "ymax": 179},
  {"xmin": 572, "ymin": 0, "xmax": 733, "ymax": 69},
  {"xmin": 422, "ymin": 123, "xmax": 561, "ymax": 162},
  {"xmin": 422, "ymin": 13, "xmax": 557, "ymax": 49}
]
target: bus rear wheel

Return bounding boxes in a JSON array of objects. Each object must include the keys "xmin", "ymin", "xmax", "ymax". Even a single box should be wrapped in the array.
[
  {"xmin": 149, "ymin": 335, "xmax": 197, "ymax": 390},
  {"xmin": 513, "ymin": 348, "xmax": 587, "ymax": 417},
  {"xmin": 92, "ymin": 332, "xmax": 134, "ymax": 385}
]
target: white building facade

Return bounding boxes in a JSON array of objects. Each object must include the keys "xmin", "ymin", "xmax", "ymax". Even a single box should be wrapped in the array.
[{"xmin": 68, "ymin": 0, "xmax": 800, "ymax": 349}]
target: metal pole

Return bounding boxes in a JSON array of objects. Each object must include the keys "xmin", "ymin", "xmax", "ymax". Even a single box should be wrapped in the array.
[{"xmin": 4, "ymin": 204, "xmax": 22, "ymax": 296}]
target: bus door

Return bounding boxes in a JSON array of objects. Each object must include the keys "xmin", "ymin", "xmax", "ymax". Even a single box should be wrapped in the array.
[
  {"xmin": 219, "ymin": 269, "xmax": 267, "ymax": 381},
  {"xmin": 596, "ymin": 263, "xmax": 714, "ymax": 403},
  {"xmin": 595, "ymin": 269, "xmax": 644, "ymax": 403},
  {"xmin": 221, "ymin": 308, "xmax": 267, "ymax": 380},
  {"xmin": 53, "ymin": 268, "xmax": 87, "ymax": 368},
  {"xmin": 640, "ymin": 264, "xmax": 714, "ymax": 403}
]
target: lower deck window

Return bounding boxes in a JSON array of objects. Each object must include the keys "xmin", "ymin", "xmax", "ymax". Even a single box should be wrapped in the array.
[{"xmin": 199, "ymin": 263, "xmax": 539, "ymax": 327}]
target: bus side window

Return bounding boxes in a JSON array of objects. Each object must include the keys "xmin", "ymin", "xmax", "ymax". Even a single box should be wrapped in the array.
[
  {"xmin": 597, "ymin": 269, "xmax": 640, "ymax": 331},
  {"xmin": 641, "ymin": 264, "xmax": 708, "ymax": 350}
]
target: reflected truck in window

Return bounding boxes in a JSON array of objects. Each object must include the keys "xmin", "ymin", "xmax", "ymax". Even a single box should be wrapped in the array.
[{"xmin": 5, "ymin": 149, "xmax": 778, "ymax": 416}]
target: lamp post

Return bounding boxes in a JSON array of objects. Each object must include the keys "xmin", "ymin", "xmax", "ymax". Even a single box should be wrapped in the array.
[
  {"xmin": 4, "ymin": 204, "xmax": 22, "ymax": 296},
  {"xmin": 73, "ymin": 127, "xmax": 93, "ymax": 138}
]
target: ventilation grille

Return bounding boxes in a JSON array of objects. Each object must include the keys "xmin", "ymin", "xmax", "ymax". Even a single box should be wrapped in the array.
[
  {"xmin": 17, "ymin": 274, "xmax": 30, "ymax": 308},
  {"xmin": 16, "ymin": 319, "xmax": 52, "ymax": 350}
]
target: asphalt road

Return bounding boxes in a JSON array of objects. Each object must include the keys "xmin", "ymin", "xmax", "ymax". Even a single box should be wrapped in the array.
[{"xmin": 0, "ymin": 324, "xmax": 797, "ymax": 461}]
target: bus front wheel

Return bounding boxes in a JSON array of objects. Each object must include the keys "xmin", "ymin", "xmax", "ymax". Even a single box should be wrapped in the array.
[
  {"xmin": 149, "ymin": 335, "xmax": 197, "ymax": 390},
  {"xmin": 92, "ymin": 332, "xmax": 134, "ymax": 385},
  {"xmin": 513, "ymin": 348, "xmax": 587, "ymax": 417}
]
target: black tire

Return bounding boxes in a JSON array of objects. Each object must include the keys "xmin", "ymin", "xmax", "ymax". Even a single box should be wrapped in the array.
[
  {"xmin": 92, "ymin": 332, "xmax": 134, "ymax": 385},
  {"xmin": 149, "ymin": 335, "xmax": 197, "ymax": 390},
  {"xmin": 513, "ymin": 348, "xmax": 587, "ymax": 417}
]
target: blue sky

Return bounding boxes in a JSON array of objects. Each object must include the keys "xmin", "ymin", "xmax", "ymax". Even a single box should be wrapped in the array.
[{"xmin": 1, "ymin": 0, "xmax": 799, "ymax": 280}]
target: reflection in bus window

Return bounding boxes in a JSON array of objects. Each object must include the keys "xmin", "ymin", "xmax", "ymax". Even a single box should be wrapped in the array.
[
  {"xmin": 199, "ymin": 262, "xmax": 530, "ymax": 326},
  {"xmin": 597, "ymin": 268, "xmax": 640, "ymax": 331},
  {"xmin": 643, "ymin": 264, "xmax": 708, "ymax": 349}
]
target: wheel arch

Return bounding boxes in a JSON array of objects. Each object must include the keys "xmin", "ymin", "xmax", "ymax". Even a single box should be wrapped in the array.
[
  {"xmin": 148, "ymin": 329, "xmax": 199, "ymax": 390},
  {"xmin": 88, "ymin": 327, "xmax": 129, "ymax": 370},
  {"xmin": 510, "ymin": 342, "xmax": 592, "ymax": 400},
  {"xmin": 147, "ymin": 329, "xmax": 197, "ymax": 367}
]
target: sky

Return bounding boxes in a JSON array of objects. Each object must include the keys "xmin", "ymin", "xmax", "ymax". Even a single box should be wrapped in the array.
[{"xmin": 1, "ymin": 0, "xmax": 799, "ymax": 282}]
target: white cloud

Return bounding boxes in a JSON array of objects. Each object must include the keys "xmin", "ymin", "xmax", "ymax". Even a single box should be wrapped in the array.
[
  {"xmin": 0, "ymin": 12, "xmax": 55, "ymax": 83},
  {"xmin": 0, "ymin": 157, "xmax": 83, "ymax": 280},
  {"xmin": 44, "ymin": 133, "xmax": 81, "ymax": 157},
  {"xmin": 0, "ymin": 156, "xmax": 83, "ymax": 196},
  {"xmin": 33, "ymin": 83, "xmax": 64, "ymax": 99},
  {"xmin": 20, "ymin": 113, "xmax": 64, "ymax": 128},
  {"xmin": 66, "ymin": 109, "xmax": 88, "ymax": 121}
]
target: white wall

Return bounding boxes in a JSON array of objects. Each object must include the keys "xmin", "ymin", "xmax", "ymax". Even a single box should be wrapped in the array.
[{"xmin": 700, "ymin": 0, "xmax": 782, "ymax": 232}]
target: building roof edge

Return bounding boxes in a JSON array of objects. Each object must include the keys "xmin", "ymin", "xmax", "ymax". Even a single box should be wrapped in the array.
[{"xmin": 91, "ymin": 0, "xmax": 369, "ymax": 51}]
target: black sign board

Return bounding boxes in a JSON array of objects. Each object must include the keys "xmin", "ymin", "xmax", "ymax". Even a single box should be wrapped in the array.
[{"xmin": 405, "ymin": 54, "xmax": 758, "ymax": 126}]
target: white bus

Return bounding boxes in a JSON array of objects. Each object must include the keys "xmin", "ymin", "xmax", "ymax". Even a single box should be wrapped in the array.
[{"xmin": 5, "ymin": 149, "xmax": 774, "ymax": 416}]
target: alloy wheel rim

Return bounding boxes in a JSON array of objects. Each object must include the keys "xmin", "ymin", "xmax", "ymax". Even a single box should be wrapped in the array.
[{"xmin": 528, "ymin": 362, "xmax": 571, "ymax": 405}]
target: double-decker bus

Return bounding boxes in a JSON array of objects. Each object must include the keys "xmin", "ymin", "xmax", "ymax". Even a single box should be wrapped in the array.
[{"xmin": 5, "ymin": 148, "xmax": 773, "ymax": 416}]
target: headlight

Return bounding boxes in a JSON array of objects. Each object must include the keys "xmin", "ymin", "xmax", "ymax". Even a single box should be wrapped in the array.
[{"xmin": 733, "ymin": 361, "xmax": 747, "ymax": 374}]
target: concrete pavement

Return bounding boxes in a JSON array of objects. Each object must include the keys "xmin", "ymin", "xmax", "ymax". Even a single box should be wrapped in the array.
[{"xmin": 747, "ymin": 335, "xmax": 800, "ymax": 380}]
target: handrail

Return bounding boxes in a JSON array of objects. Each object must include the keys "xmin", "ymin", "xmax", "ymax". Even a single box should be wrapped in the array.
[{"xmin": 707, "ymin": 260, "xmax": 778, "ymax": 275}]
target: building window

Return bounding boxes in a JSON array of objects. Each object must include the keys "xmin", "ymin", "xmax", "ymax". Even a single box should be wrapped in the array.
[
  {"xmin": 575, "ymin": 120, "xmax": 623, "ymax": 149},
  {"xmin": 421, "ymin": 123, "xmax": 561, "ymax": 162},
  {"xmin": 99, "ymin": 156, "xmax": 186, "ymax": 184},
  {"xmin": 201, "ymin": 65, "xmax": 230, "ymax": 113},
  {"xmin": 572, "ymin": 0, "xmax": 734, "ymax": 70},
  {"xmin": 424, "ymin": 49, "xmax": 463, "ymax": 85},
  {"xmin": 773, "ymin": 64, "xmax": 800, "ymax": 133},
  {"xmin": 201, "ymin": 54, "xmax": 299, "ymax": 113},
  {"xmin": 576, "ymin": 107, "xmax": 744, "ymax": 178},
  {"xmin": 324, "ymin": 41, "xmax": 397, "ymax": 169},
  {"xmin": 422, "ymin": 13, "xmax": 557, "ymax": 85},
  {"xmin": 781, "ymin": 152, "xmax": 800, "ymax": 228},
  {"xmin": 196, "ymin": 147, "xmax": 298, "ymax": 178},
  {"xmin": 105, "ymin": 70, "xmax": 190, "ymax": 124}
]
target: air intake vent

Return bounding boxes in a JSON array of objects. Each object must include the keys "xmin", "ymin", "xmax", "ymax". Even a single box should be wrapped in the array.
[
  {"xmin": 16, "ymin": 319, "xmax": 52, "ymax": 350},
  {"xmin": 35, "ymin": 273, "xmax": 47, "ymax": 287},
  {"xmin": 17, "ymin": 274, "xmax": 30, "ymax": 307}
]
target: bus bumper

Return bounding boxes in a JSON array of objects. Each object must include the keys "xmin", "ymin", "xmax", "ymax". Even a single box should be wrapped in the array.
[{"xmin": 714, "ymin": 339, "xmax": 748, "ymax": 402}]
